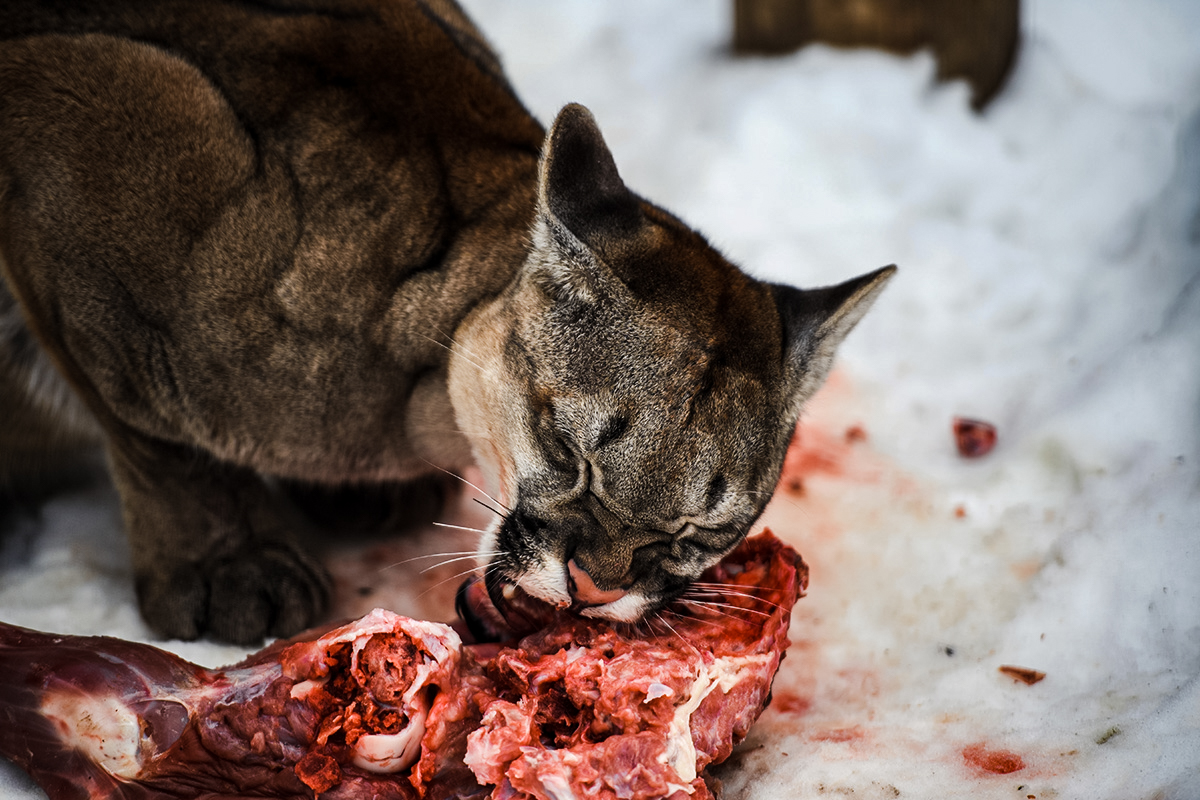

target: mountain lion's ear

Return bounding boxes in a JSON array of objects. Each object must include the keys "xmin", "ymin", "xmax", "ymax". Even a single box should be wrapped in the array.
[
  {"xmin": 530, "ymin": 104, "xmax": 643, "ymax": 301},
  {"xmin": 539, "ymin": 103, "xmax": 642, "ymax": 248},
  {"xmin": 772, "ymin": 265, "xmax": 897, "ymax": 413}
]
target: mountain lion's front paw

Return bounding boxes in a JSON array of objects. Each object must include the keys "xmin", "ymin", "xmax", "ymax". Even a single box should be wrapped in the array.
[{"xmin": 137, "ymin": 542, "xmax": 331, "ymax": 644}]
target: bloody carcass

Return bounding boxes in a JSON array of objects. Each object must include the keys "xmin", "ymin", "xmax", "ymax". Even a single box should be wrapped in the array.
[{"xmin": 0, "ymin": 530, "xmax": 806, "ymax": 800}]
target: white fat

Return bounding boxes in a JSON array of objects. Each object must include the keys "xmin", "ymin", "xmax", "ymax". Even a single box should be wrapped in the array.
[
  {"xmin": 644, "ymin": 682, "xmax": 674, "ymax": 702},
  {"xmin": 40, "ymin": 691, "xmax": 144, "ymax": 779},
  {"xmin": 321, "ymin": 608, "xmax": 461, "ymax": 663},
  {"xmin": 289, "ymin": 678, "xmax": 327, "ymax": 700},
  {"xmin": 660, "ymin": 654, "xmax": 774, "ymax": 783},
  {"xmin": 538, "ymin": 771, "xmax": 578, "ymax": 800},
  {"xmin": 351, "ymin": 704, "xmax": 429, "ymax": 774},
  {"xmin": 662, "ymin": 670, "xmax": 712, "ymax": 783},
  {"xmin": 709, "ymin": 654, "xmax": 773, "ymax": 692}
]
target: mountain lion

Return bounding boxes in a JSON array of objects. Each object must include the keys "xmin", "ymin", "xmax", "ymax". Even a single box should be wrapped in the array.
[{"xmin": 0, "ymin": 0, "xmax": 894, "ymax": 643}]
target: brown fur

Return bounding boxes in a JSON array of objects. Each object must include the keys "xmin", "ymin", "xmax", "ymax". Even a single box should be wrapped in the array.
[{"xmin": 1, "ymin": 0, "xmax": 893, "ymax": 642}]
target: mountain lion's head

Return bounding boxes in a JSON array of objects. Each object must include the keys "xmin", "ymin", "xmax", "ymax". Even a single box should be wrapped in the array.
[{"xmin": 449, "ymin": 104, "xmax": 893, "ymax": 627}]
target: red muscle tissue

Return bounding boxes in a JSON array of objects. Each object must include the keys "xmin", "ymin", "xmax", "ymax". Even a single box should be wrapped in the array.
[
  {"xmin": 0, "ymin": 531, "xmax": 805, "ymax": 800},
  {"xmin": 953, "ymin": 416, "xmax": 997, "ymax": 458}
]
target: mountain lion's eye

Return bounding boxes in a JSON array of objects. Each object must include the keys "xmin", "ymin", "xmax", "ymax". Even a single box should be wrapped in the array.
[
  {"xmin": 547, "ymin": 433, "xmax": 574, "ymax": 470},
  {"xmin": 535, "ymin": 408, "xmax": 575, "ymax": 471},
  {"xmin": 680, "ymin": 532, "xmax": 728, "ymax": 556},
  {"xmin": 594, "ymin": 414, "xmax": 629, "ymax": 450}
]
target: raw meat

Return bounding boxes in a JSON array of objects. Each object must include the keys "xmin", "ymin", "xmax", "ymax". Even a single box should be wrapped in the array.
[
  {"xmin": 0, "ymin": 531, "xmax": 805, "ymax": 800},
  {"xmin": 462, "ymin": 531, "xmax": 806, "ymax": 800},
  {"xmin": 0, "ymin": 610, "xmax": 480, "ymax": 799},
  {"xmin": 953, "ymin": 416, "xmax": 998, "ymax": 458}
]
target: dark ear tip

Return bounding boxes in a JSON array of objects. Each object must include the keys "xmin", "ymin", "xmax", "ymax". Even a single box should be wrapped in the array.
[
  {"xmin": 839, "ymin": 264, "xmax": 898, "ymax": 315},
  {"xmin": 872, "ymin": 264, "xmax": 899, "ymax": 282},
  {"xmin": 851, "ymin": 264, "xmax": 897, "ymax": 297},
  {"xmin": 546, "ymin": 103, "xmax": 602, "ymax": 156},
  {"xmin": 539, "ymin": 103, "xmax": 640, "ymax": 247},
  {"xmin": 553, "ymin": 102, "xmax": 596, "ymax": 128}
]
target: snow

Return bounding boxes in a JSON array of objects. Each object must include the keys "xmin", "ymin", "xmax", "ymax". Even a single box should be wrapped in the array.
[{"xmin": 3, "ymin": 0, "xmax": 1198, "ymax": 797}]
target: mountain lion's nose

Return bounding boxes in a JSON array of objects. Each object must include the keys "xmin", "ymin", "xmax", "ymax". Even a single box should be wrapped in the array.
[{"xmin": 566, "ymin": 559, "xmax": 628, "ymax": 606}]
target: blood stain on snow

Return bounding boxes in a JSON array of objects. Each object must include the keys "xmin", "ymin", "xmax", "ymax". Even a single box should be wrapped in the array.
[
  {"xmin": 778, "ymin": 422, "xmax": 882, "ymax": 496},
  {"xmin": 962, "ymin": 743, "xmax": 1026, "ymax": 774},
  {"xmin": 779, "ymin": 426, "xmax": 843, "ymax": 494},
  {"xmin": 1011, "ymin": 559, "xmax": 1043, "ymax": 581},
  {"xmin": 811, "ymin": 725, "xmax": 865, "ymax": 743},
  {"xmin": 770, "ymin": 371, "xmax": 888, "ymax": 496},
  {"xmin": 768, "ymin": 691, "xmax": 812, "ymax": 715},
  {"xmin": 844, "ymin": 424, "xmax": 868, "ymax": 444}
]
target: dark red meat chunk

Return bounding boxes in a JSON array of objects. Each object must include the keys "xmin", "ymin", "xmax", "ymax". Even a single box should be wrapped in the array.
[{"xmin": 953, "ymin": 416, "xmax": 998, "ymax": 457}]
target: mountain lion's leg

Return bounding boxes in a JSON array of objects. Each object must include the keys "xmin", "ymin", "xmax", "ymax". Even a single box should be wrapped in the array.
[
  {"xmin": 108, "ymin": 430, "xmax": 330, "ymax": 644},
  {"xmin": 0, "ymin": 275, "xmax": 104, "ymax": 519}
]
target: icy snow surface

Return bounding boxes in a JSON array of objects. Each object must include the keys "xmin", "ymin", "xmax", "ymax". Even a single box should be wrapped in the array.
[{"xmin": 2, "ymin": 0, "xmax": 1198, "ymax": 797}]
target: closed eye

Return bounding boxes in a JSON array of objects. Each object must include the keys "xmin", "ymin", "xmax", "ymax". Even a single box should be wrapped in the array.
[
  {"xmin": 683, "ymin": 537, "xmax": 727, "ymax": 556},
  {"xmin": 674, "ymin": 522, "xmax": 742, "ymax": 555},
  {"xmin": 594, "ymin": 413, "xmax": 629, "ymax": 450},
  {"xmin": 533, "ymin": 407, "xmax": 577, "ymax": 472},
  {"xmin": 704, "ymin": 474, "xmax": 727, "ymax": 513}
]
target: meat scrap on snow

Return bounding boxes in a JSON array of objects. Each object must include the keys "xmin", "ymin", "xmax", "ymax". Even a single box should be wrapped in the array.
[{"xmin": 0, "ymin": 531, "xmax": 806, "ymax": 800}]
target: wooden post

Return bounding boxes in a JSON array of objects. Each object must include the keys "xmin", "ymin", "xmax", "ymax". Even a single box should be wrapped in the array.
[{"xmin": 733, "ymin": 0, "xmax": 1020, "ymax": 110}]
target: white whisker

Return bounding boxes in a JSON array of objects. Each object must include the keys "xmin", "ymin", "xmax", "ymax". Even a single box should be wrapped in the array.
[
  {"xmin": 661, "ymin": 607, "xmax": 725, "ymax": 631},
  {"xmin": 674, "ymin": 597, "xmax": 739, "ymax": 617},
  {"xmin": 654, "ymin": 612, "xmax": 699, "ymax": 656},
  {"xmin": 473, "ymin": 497, "xmax": 505, "ymax": 517},
  {"xmin": 685, "ymin": 592, "xmax": 783, "ymax": 613},
  {"xmin": 432, "ymin": 521, "xmax": 489, "ymax": 534},
  {"xmin": 691, "ymin": 581, "xmax": 788, "ymax": 592},
  {"xmin": 679, "ymin": 598, "xmax": 772, "ymax": 619},
  {"xmin": 419, "ymin": 331, "xmax": 487, "ymax": 374},
  {"xmin": 689, "ymin": 583, "xmax": 789, "ymax": 603},
  {"xmin": 684, "ymin": 588, "xmax": 785, "ymax": 611},
  {"xmin": 419, "ymin": 458, "xmax": 510, "ymax": 513},
  {"xmin": 419, "ymin": 553, "xmax": 492, "ymax": 574},
  {"xmin": 378, "ymin": 549, "xmax": 500, "ymax": 572},
  {"xmin": 432, "ymin": 325, "xmax": 491, "ymax": 369},
  {"xmin": 417, "ymin": 564, "xmax": 488, "ymax": 599}
]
